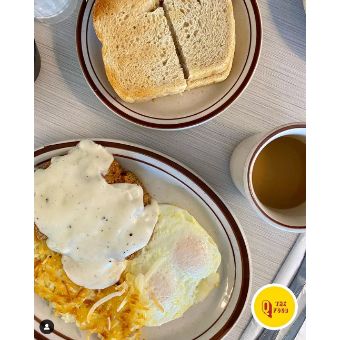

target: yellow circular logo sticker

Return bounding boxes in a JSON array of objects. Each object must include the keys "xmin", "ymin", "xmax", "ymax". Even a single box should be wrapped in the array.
[{"xmin": 251, "ymin": 284, "xmax": 298, "ymax": 330}]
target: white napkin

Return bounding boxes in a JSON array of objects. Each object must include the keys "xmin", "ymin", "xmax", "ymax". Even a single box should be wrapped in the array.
[{"xmin": 240, "ymin": 233, "xmax": 306, "ymax": 340}]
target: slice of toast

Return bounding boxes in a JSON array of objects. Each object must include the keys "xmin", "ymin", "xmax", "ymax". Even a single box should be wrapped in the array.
[
  {"xmin": 93, "ymin": 0, "xmax": 186, "ymax": 103},
  {"xmin": 163, "ymin": 0, "xmax": 235, "ymax": 83}
]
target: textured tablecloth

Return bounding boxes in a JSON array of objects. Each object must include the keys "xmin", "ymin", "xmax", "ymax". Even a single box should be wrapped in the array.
[{"xmin": 34, "ymin": 0, "xmax": 306, "ymax": 338}]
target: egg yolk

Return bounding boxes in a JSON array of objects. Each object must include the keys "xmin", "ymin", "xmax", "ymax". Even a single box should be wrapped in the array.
[
  {"xmin": 173, "ymin": 235, "xmax": 207, "ymax": 276},
  {"xmin": 149, "ymin": 271, "xmax": 175, "ymax": 303}
]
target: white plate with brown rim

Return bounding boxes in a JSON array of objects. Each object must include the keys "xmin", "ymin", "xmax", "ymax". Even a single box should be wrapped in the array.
[
  {"xmin": 76, "ymin": 0, "xmax": 262, "ymax": 130},
  {"xmin": 34, "ymin": 139, "xmax": 251, "ymax": 340}
]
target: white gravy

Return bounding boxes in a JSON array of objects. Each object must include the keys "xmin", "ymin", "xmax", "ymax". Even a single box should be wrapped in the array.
[{"xmin": 34, "ymin": 140, "xmax": 159, "ymax": 289}]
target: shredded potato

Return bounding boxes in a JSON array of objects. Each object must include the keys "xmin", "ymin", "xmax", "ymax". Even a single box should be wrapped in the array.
[
  {"xmin": 34, "ymin": 231, "xmax": 149, "ymax": 339},
  {"xmin": 150, "ymin": 292, "xmax": 164, "ymax": 313}
]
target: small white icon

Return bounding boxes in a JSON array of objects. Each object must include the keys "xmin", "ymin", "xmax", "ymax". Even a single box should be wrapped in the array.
[{"xmin": 40, "ymin": 319, "xmax": 54, "ymax": 334}]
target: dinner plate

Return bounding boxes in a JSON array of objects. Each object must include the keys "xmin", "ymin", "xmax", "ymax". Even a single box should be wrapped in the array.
[
  {"xmin": 76, "ymin": 0, "xmax": 262, "ymax": 130},
  {"xmin": 34, "ymin": 140, "xmax": 251, "ymax": 340}
]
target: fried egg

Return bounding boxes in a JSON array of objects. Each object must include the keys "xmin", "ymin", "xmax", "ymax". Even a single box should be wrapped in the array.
[{"xmin": 127, "ymin": 204, "xmax": 221, "ymax": 326}]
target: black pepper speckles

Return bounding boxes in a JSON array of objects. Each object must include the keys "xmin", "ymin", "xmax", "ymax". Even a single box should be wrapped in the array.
[
  {"xmin": 129, "ymin": 233, "xmax": 133, "ymax": 237},
  {"xmin": 45, "ymin": 198, "xmax": 49, "ymax": 203},
  {"xmin": 68, "ymin": 225, "xmax": 72, "ymax": 229}
]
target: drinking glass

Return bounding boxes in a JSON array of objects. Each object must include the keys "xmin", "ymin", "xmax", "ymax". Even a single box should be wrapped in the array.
[{"xmin": 34, "ymin": 0, "xmax": 78, "ymax": 24}]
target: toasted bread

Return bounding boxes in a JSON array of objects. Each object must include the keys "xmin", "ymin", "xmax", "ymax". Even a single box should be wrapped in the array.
[
  {"xmin": 92, "ymin": 0, "xmax": 235, "ymax": 102},
  {"xmin": 93, "ymin": 0, "xmax": 186, "ymax": 103},
  {"xmin": 163, "ymin": 0, "xmax": 235, "ymax": 82}
]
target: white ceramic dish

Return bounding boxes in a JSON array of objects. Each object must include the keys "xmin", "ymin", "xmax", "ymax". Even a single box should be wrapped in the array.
[
  {"xmin": 76, "ymin": 0, "xmax": 262, "ymax": 130},
  {"xmin": 34, "ymin": 140, "xmax": 251, "ymax": 340}
]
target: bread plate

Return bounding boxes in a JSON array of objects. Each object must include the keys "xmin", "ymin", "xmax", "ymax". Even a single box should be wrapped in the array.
[
  {"xmin": 34, "ymin": 139, "xmax": 251, "ymax": 340},
  {"xmin": 76, "ymin": 0, "xmax": 262, "ymax": 130}
]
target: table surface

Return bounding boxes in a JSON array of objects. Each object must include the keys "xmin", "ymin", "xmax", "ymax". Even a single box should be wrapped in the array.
[{"xmin": 34, "ymin": 0, "xmax": 306, "ymax": 338}]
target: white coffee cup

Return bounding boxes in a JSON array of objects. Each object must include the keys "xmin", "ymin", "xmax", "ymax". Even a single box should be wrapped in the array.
[{"xmin": 230, "ymin": 123, "xmax": 306, "ymax": 233}]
